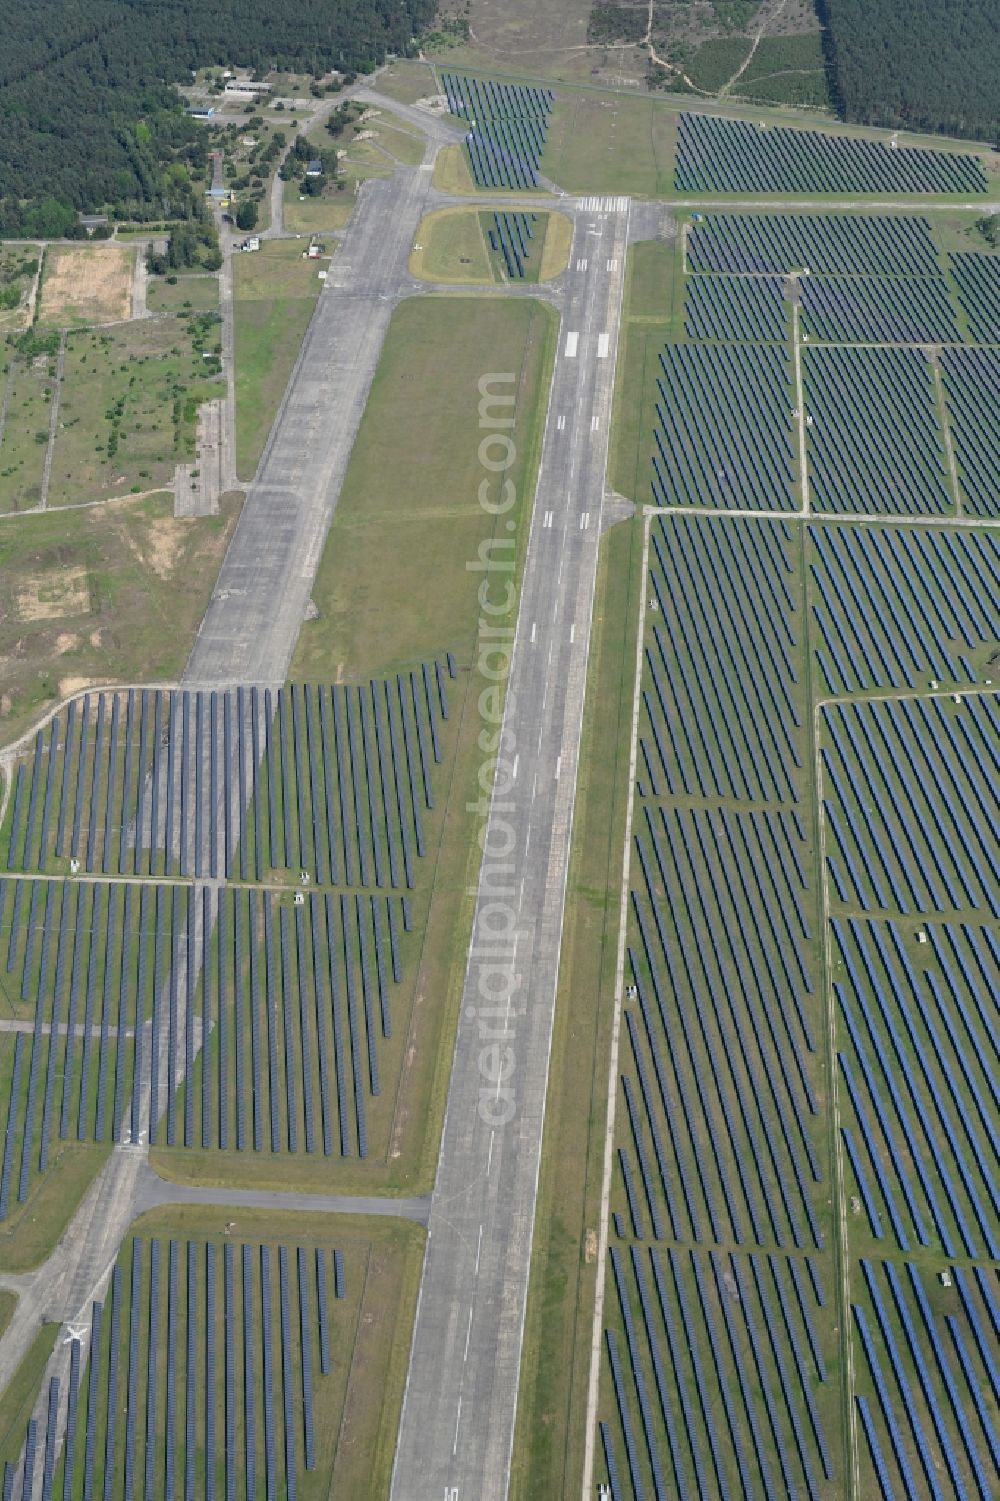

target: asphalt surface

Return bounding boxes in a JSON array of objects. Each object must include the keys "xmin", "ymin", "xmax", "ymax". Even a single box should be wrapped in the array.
[
  {"xmin": 390, "ymin": 197, "xmax": 631, "ymax": 1501},
  {"xmin": 135, "ymin": 1169, "xmax": 432, "ymax": 1224},
  {"xmin": 185, "ymin": 153, "xmax": 437, "ymax": 688}
]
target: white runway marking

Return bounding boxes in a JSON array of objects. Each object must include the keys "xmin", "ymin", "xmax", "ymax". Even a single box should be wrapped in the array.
[
  {"xmin": 570, "ymin": 624, "xmax": 576, "ymax": 643},
  {"xmin": 580, "ymin": 512, "xmax": 590, "ymax": 530},
  {"xmin": 543, "ymin": 511, "xmax": 553, "ymax": 528},
  {"xmin": 597, "ymin": 333, "xmax": 610, "ymax": 358},
  {"xmin": 591, "ymin": 414, "xmax": 601, "ymax": 431},
  {"xmin": 453, "ymin": 1398, "xmax": 462, "ymax": 1455},
  {"xmin": 577, "ymin": 258, "xmax": 589, "ymax": 271},
  {"xmin": 530, "ymin": 621, "xmax": 537, "ymax": 642},
  {"xmin": 555, "ymin": 756, "xmax": 562, "ymax": 781},
  {"xmin": 464, "ymin": 1307, "xmax": 474, "ymax": 1361},
  {"xmin": 557, "ymin": 414, "xmax": 566, "ymax": 431},
  {"xmin": 565, "ymin": 332, "xmax": 579, "ymax": 358},
  {"xmin": 475, "ymin": 1225, "xmax": 483, "ymax": 1275}
]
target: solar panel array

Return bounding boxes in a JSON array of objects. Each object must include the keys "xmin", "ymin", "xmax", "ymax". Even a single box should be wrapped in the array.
[
  {"xmin": 683, "ymin": 274, "xmax": 788, "ymax": 343},
  {"xmin": 808, "ymin": 522, "xmax": 1000, "ymax": 692},
  {"xmin": 852, "ymin": 1259, "xmax": 999, "ymax": 1499},
  {"xmin": 0, "ymin": 666, "xmax": 452, "ymax": 887},
  {"xmin": 940, "ymin": 346, "xmax": 1000, "ymax": 517},
  {"xmin": 799, "ymin": 274, "xmax": 961, "ymax": 345},
  {"xmin": 833, "ymin": 916, "xmax": 997, "ymax": 1261},
  {"xmin": 485, "ymin": 211, "xmax": 543, "ymax": 279},
  {"xmin": 440, "ymin": 73, "xmax": 553, "ymax": 190},
  {"xmin": 601, "ymin": 511, "xmax": 837, "ymax": 1495},
  {"xmin": 0, "ymin": 871, "xmax": 412, "ymax": 1205},
  {"xmin": 802, "ymin": 345, "xmax": 954, "ymax": 516},
  {"xmin": 687, "ymin": 214, "xmax": 941, "ymax": 277},
  {"xmin": 651, "ymin": 343, "xmax": 797, "ymax": 510},
  {"xmin": 37, "ymin": 1237, "xmax": 350, "ymax": 1500},
  {"xmin": 598, "ymin": 496, "xmax": 1000, "ymax": 1498},
  {"xmin": 822, "ymin": 696, "xmax": 999, "ymax": 920},
  {"xmin": 949, "ymin": 252, "xmax": 1000, "ymax": 343},
  {"xmin": 676, "ymin": 112, "xmax": 987, "ymax": 195}
]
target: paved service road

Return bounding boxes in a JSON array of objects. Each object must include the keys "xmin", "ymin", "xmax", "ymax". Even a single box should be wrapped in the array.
[
  {"xmin": 186, "ymin": 153, "xmax": 437, "ymax": 688},
  {"xmin": 390, "ymin": 197, "xmax": 630, "ymax": 1501}
]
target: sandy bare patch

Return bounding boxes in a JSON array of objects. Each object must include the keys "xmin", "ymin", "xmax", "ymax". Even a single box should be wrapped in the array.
[
  {"xmin": 584, "ymin": 1229, "xmax": 598, "ymax": 1264},
  {"xmin": 39, "ymin": 245, "xmax": 134, "ymax": 326},
  {"xmin": 59, "ymin": 676, "xmax": 104, "ymax": 697},
  {"xmin": 15, "ymin": 566, "xmax": 90, "ymax": 622},
  {"xmin": 54, "ymin": 631, "xmax": 80, "ymax": 655},
  {"xmin": 143, "ymin": 517, "xmax": 191, "ymax": 579},
  {"xmin": 113, "ymin": 510, "xmax": 194, "ymax": 581}
]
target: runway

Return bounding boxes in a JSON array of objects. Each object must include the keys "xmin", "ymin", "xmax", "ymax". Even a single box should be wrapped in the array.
[
  {"xmin": 390, "ymin": 197, "xmax": 630, "ymax": 1501},
  {"xmin": 185, "ymin": 152, "xmax": 438, "ymax": 688}
]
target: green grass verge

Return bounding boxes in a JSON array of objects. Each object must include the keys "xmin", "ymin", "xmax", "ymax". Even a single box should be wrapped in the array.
[
  {"xmin": 0, "ymin": 1292, "xmax": 16, "ymax": 1345},
  {"xmin": 0, "ymin": 1323, "xmax": 58, "ymax": 1471}
]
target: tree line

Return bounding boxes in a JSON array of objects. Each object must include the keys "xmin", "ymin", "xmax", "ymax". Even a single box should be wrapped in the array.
[
  {"xmin": 0, "ymin": 0, "xmax": 438, "ymax": 235},
  {"xmin": 817, "ymin": 0, "xmax": 999, "ymax": 142}
]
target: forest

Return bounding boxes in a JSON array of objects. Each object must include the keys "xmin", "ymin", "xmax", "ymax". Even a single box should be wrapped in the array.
[
  {"xmin": 0, "ymin": 0, "xmax": 437, "ymax": 235},
  {"xmin": 818, "ymin": 0, "xmax": 999, "ymax": 141}
]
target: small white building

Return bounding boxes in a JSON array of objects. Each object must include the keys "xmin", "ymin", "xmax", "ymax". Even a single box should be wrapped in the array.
[{"xmin": 224, "ymin": 79, "xmax": 272, "ymax": 96}]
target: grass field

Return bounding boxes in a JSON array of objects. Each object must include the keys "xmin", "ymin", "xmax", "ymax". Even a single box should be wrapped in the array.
[
  {"xmin": 432, "ymin": 143, "xmax": 478, "ymax": 195},
  {"xmin": 0, "ymin": 1145, "xmax": 111, "ymax": 1274},
  {"xmin": 0, "ymin": 491, "xmax": 239, "ymax": 743},
  {"xmin": 283, "ymin": 183, "xmax": 355, "ymax": 235},
  {"xmin": 0, "ymin": 356, "xmax": 54, "ymax": 514},
  {"xmin": 374, "ymin": 59, "xmax": 440, "ymax": 106},
  {"xmin": 542, "ymin": 90, "xmax": 679, "ymax": 196},
  {"xmin": 47, "ymin": 317, "xmax": 225, "ymax": 507},
  {"xmin": 145, "ymin": 275, "xmax": 220, "ymax": 314},
  {"xmin": 233, "ymin": 239, "xmax": 322, "ymax": 479},
  {"xmin": 368, "ymin": 117, "xmax": 425, "ymax": 166},
  {"xmin": 410, "ymin": 207, "xmax": 573, "ymax": 284}
]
